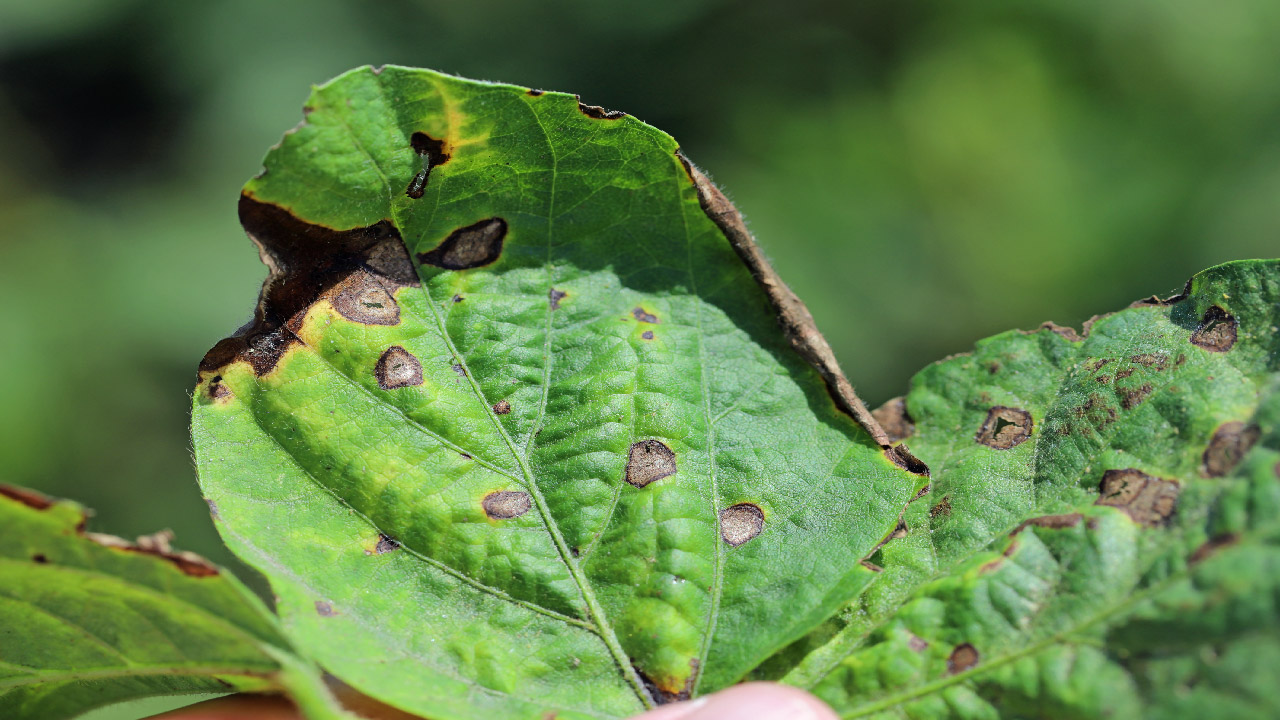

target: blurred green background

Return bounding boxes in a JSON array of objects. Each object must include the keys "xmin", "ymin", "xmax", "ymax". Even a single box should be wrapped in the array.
[{"xmin": 2, "ymin": 0, "xmax": 1278, "ymax": 588}]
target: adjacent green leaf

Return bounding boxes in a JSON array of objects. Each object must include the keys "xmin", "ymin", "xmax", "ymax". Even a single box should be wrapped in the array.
[
  {"xmin": 782, "ymin": 260, "xmax": 1280, "ymax": 717},
  {"xmin": 0, "ymin": 486, "xmax": 286, "ymax": 719},
  {"xmin": 192, "ymin": 65, "xmax": 923, "ymax": 719}
]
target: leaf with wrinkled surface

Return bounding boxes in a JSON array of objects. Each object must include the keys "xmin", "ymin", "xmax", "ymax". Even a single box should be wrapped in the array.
[
  {"xmin": 192, "ymin": 65, "xmax": 923, "ymax": 719},
  {"xmin": 779, "ymin": 260, "xmax": 1280, "ymax": 717},
  {"xmin": 0, "ymin": 486, "xmax": 287, "ymax": 719}
]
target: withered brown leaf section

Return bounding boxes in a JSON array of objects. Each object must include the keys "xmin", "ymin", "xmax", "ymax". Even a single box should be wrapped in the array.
[
  {"xmin": 679, "ymin": 153, "xmax": 892, "ymax": 447},
  {"xmin": 200, "ymin": 195, "xmax": 420, "ymax": 376}
]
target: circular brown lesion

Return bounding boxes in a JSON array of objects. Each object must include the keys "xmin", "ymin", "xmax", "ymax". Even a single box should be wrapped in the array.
[
  {"xmin": 1190, "ymin": 305, "xmax": 1238, "ymax": 352},
  {"xmin": 332, "ymin": 271, "xmax": 401, "ymax": 326},
  {"xmin": 482, "ymin": 490, "xmax": 532, "ymax": 519},
  {"xmin": 947, "ymin": 643, "xmax": 979, "ymax": 674},
  {"xmin": 975, "ymin": 406, "xmax": 1033, "ymax": 449},
  {"xmin": 719, "ymin": 503, "xmax": 764, "ymax": 547},
  {"xmin": 375, "ymin": 346, "xmax": 423, "ymax": 390},
  {"xmin": 1095, "ymin": 468, "xmax": 1180, "ymax": 526},
  {"xmin": 1200, "ymin": 421, "xmax": 1260, "ymax": 477},
  {"xmin": 625, "ymin": 440, "xmax": 677, "ymax": 488}
]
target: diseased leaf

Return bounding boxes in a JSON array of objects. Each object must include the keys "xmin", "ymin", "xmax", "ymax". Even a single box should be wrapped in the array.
[
  {"xmin": 781, "ymin": 260, "xmax": 1280, "ymax": 717},
  {"xmin": 192, "ymin": 65, "xmax": 923, "ymax": 719},
  {"xmin": 0, "ymin": 486, "xmax": 285, "ymax": 719}
]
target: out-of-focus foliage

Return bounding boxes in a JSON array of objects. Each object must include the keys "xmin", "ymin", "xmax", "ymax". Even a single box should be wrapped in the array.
[{"xmin": 2, "ymin": 0, "xmax": 1277, "ymax": 574}]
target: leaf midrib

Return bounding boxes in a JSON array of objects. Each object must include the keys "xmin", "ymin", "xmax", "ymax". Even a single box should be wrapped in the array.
[{"xmin": 403, "ymin": 93, "xmax": 652, "ymax": 708}]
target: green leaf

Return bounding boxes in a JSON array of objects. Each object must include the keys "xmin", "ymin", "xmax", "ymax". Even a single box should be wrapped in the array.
[
  {"xmin": 192, "ymin": 65, "xmax": 923, "ymax": 719},
  {"xmin": 783, "ymin": 260, "xmax": 1280, "ymax": 717},
  {"xmin": 0, "ymin": 485, "xmax": 286, "ymax": 719}
]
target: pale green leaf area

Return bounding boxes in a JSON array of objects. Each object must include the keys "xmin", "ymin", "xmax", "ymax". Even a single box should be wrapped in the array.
[
  {"xmin": 192, "ymin": 66, "xmax": 922, "ymax": 720},
  {"xmin": 780, "ymin": 260, "xmax": 1280, "ymax": 718},
  {"xmin": 0, "ymin": 488, "xmax": 283, "ymax": 720},
  {"xmin": 75, "ymin": 693, "xmax": 226, "ymax": 720}
]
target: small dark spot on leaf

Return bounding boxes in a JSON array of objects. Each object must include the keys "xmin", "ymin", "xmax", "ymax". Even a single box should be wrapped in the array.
[
  {"xmin": 374, "ymin": 534, "xmax": 401, "ymax": 555},
  {"xmin": 930, "ymin": 497, "xmax": 952, "ymax": 519},
  {"xmin": 570, "ymin": 546, "xmax": 580, "ymax": 558},
  {"xmin": 948, "ymin": 644, "xmax": 979, "ymax": 674},
  {"xmin": 1086, "ymin": 358, "xmax": 1113, "ymax": 373},
  {"xmin": 873, "ymin": 397, "xmax": 915, "ymax": 443},
  {"xmin": 976, "ymin": 406, "xmax": 1033, "ymax": 449},
  {"xmin": 1130, "ymin": 353, "xmax": 1168, "ymax": 369},
  {"xmin": 527, "ymin": 88, "xmax": 545, "ymax": 97},
  {"xmin": 632, "ymin": 307, "xmax": 659, "ymax": 324},
  {"xmin": 375, "ymin": 346, "xmax": 423, "ymax": 390},
  {"xmin": 1200, "ymin": 421, "xmax": 1260, "ymax": 477},
  {"xmin": 1095, "ymin": 469, "xmax": 1180, "ymax": 527},
  {"xmin": 315, "ymin": 600, "xmax": 337, "ymax": 617},
  {"xmin": 719, "ymin": 503, "xmax": 764, "ymax": 547},
  {"xmin": 1076, "ymin": 393, "xmax": 1118, "ymax": 430},
  {"xmin": 1190, "ymin": 306, "xmax": 1238, "ymax": 352},
  {"xmin": 332, "ymin": 271, "xmax": 401, "ymax": 326},
  {"xmin": 625, "ymin": 440, "xmax": 678, "ymax": 488},
  {"xmin": 418, "ymin": 218, "xmax": 508, "ymax": 270},
  {"xmin": 483, "ymin": 490, "xmax": 532, "ymax": 519},
  {"xmin": 987, "ymin": 361, "xmax": 1001, "ymax": 375},
  {"xmin": 1096, "ymin": 375, "xmax": 1112, "ymax": 384},
  {"xmin": 205, "ymin": 499, "xmax": 219, "ymax": 519},
  {"xmin": 549, "ymin": 288, "xmax": 567, "ymax": 309},
  {"xmin": 206, "ymin": 373, "xmax": 233, "ymax": 400},
  {"xmin": 460, "ymin": 453, "xmax": 472, "ymax": 460},
  {"xmin": 912, "ymin": 485, "xmax": 931, "ymax": 501},
  {"xmin": 886, "ymin": 444, "xmax": 930, "ymax": 476},
  {"xmin": 1190, "ymin": 533, "xmax": 1240, "ymax": 564},
  {"xmin": 1118, "ymin": 383, "xmax": 1154, "ymax": 410},
  {"xmin": 0, "ymin": 485, "xmax": 54, "ymax": 510},
  {"xmin": 32, "ymin": 553, "xmax": 48, "ymax": 564},
  {"xmin": 451, "ymin": 363, "xmax": 467, "ymax": 377},
  {"xmin": 576, "ymin": 98, "xmax": 626, "ymax": 120},
  {"xmin": 1175, "ymin": 353, "xmax": 1186, "ymax": 366},
  {"xmin": 493, "ymin": 400, "xmax": 512, "ymax": 415},
  {"xmin": 641, "ymin": 330, "xmax": 655, "ymax": 341},
  {"xmin": 452, "ymin": 294, "xmax": 464, "ymax": 303},
  {"xmin": 1012, "ymin": 513, "xmax": 1083, "ymax": 534}
]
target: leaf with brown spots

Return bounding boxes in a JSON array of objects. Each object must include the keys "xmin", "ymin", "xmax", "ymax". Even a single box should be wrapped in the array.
[
  {"xmin": 186, "ymin": 65, "xmax": 1280, "ymax": 720},
  {"xmin": 773, "ymin": 260, "xmax": 1280, "ymax": 719},
  {"xmin": 192, "ymin": 65, "xmax": 922, "ymax": 720}
]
